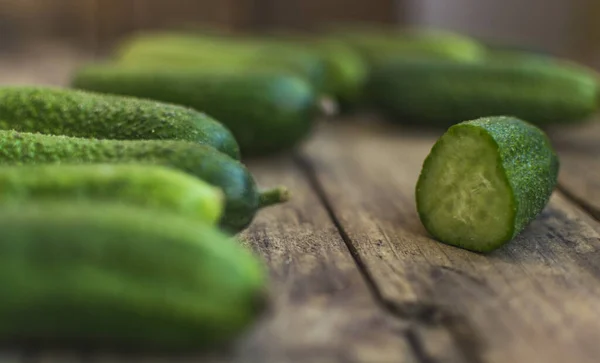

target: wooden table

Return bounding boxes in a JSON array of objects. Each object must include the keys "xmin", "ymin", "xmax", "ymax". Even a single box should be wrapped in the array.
[{"xmin": 2, "ymin": 46, "xmax": 600, "ymax": 363}]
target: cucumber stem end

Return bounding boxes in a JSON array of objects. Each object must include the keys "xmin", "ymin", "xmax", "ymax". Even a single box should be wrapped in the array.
[{"xmin": 259, "ymin": 187, "xmax": 290, "ymax": 208}]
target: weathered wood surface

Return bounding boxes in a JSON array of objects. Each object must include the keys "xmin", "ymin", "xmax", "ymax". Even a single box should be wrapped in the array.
[
  {"xmin": 3, "ymin": 48, "xmax": 600, "ymax": 362},
  {"xmin": 548, "ymin": 122, "xmax": 600, "ymax": 220},
  {"xmin": 234, "ymin": 157, "xmax": 412, "ymax": 363},
  {"xmin": 301, "ymin": 118, "xmax": 600, "ymax": 363}
]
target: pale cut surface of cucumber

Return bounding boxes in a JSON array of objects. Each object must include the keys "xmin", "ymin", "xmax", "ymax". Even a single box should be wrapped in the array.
[{"xmin": 416, "ymin": 125, "xmax": 515, "ymax": 252}]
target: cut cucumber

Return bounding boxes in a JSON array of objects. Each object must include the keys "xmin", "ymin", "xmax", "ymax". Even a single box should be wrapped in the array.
[{"xmin": 416, "ymin": 116, "xmax": 559, "ymax": 252}]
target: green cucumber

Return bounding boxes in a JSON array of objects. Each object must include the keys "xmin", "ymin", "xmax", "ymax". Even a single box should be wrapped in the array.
[
  {"xmin": 312, "ymin": 39, "xmax": 368, "ymax": 110},
  {"xmin": 328, "ymin": 27, "xmax": 486, "ymax": 65},
  {"xmin": 482, "ymin": 49, "xmax": 600, "ymax": 83},
  {"xmin": 367, "ymin": 57, "xmax": 599, "ymax": 127},
  {"xmin": 0, "ymin": 130, "xmax": 288, "ymax": 232},
  {"xmin": 0, "ymin": 164, "xmax": 224, "ymax": 225},
  {"xmin": 0, "ymin": 86, "xmax": 240, "ymax": 160},
  {"xmin": 267, "ymin": 35, "xmax": 368, "ymax": 110},
  {"xmin": 416, "ymin": 116, "xmax": 559, "ymax": 252},
  {"xmin": 0, "ymin": 201, "xmax": 266, "ymax": 350},
  {"xmin": 114, "ymin": 32, "xmax": 329, "ymax": 94},
  {"xmin": 71, "ymin": 66, "xmax": 320, "ymax": 156}
]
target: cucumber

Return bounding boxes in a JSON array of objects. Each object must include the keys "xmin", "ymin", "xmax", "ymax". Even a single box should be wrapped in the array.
[
  {"xmin": 114, "ymin": 32, "xmax": 330, "ymax": 94},
  {"xmin": 0, "ymin": 130, "xmax": 288, "ymax": 232},
  {"xmin": 483, "ymin": 49, "xmax": 600, "ymax": 83},
  {"xmin": 415, "ymin": 116, "xmax": 559, "ymax": 252},
  {"xmin": 263, "ymin": 35, "xmax": 368, "ymax": 110},
  {"xmin": 327, "ymin": 27, "xmax": 486, "ymax": 65},
  {"xmin": 367, "ymin": 58, "xmax": 599, "ymax": 127},
  {"xmin": 0, "ymin": 86, "xmax": 240, "ymax": 160},
  {"xmin": 71, "ymin": 66, "xmax": 320, "ymax": 156},
  {"xmin": 310, "ymin": 39, "xmax": 368, "ymax": 110},
  {"xmin": 0, "ymin": 164, "xmax": 224, "ymax": 225},
  {"xmin": 0, "ymin": 202, "xmax": 266, "ymax": 350}
]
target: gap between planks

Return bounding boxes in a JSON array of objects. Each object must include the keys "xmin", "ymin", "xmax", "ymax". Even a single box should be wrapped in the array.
[
  {"xmin": 295, "ymin": 152, "xmax": 484, "ymax": 363},
  {"xmin": 299, "ymin": 117, "xmax": 600, "ymax": 363}
]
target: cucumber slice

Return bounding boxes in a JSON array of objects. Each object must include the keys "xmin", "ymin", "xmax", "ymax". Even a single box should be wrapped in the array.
[{"xmin": 416, "ymin": 116, "xmax": 559, "ymax": 252}]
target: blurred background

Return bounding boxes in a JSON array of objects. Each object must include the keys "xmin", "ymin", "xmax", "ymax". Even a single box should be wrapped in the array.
[{"xmin": 0, "ymin": 0, "xmax": 599, "ymax": 64}]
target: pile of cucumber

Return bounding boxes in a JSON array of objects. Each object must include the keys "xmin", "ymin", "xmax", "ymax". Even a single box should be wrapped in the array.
[
  {"xmin": 0, "ymin": 85, "xmax": 289, "ymax": 350},
  {"xmin": 0, "ymin": 24, "xmax": 596, "ymax": 351}
]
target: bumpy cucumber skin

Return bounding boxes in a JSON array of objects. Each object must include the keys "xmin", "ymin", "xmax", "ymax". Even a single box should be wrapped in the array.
[
  {"xmin": 0, "ymin": 86, "xmax": 240, "ymax": 160},
  {"xmin": 0, "ymin": 164, "xmax": 224, "ymax": 225},
  {"xmin": 367, "ymin": 58, "xmax": 599, "ymax": 127},
  {"xmin": 0, "ymin": 86, "xmax": 240, "ymax": 159},
  {"xmin": 0, "ymin": 202, "xmax": 266, "ymax": 350},
  {"xmin": 0, "ymin": 130, "xmax": 258, "ymax": 232},
  {"xmin": 72, "ymin": 67, "xmax": 320, "ymax": 156},
  {"xmin": 416, "ymin": 116, "xmax": 559, "ymax": 252}
]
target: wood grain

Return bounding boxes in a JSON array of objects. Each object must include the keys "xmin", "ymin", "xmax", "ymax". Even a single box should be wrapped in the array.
[
  {"xmin": 234, "ymin": 156, "xmax": 414, "ymax": 363},
  {"xmin": 547, "ymin": 121, "xmax": 600, "ymax": 221},
  {"xmin": 301, "ymin": 118, "xmax": 600, "ymax": 363}
]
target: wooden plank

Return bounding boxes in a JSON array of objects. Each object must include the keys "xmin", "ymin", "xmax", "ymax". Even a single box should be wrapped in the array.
[
  {"xmin": 300, "ymin": 118, "xmax": 600, "ymax": 363},
  {"xmin": 233, "ymin": 157, "xmax": 412, "ymax": 363},
  {"xmin": 548, "ymin": 121, "xmax": 600, "ymax": 156},
  {"xmin": 547, "ymin": 121, "xmax": 600, "ymax": 220},
  {"xmin": 556, "ymin": 151, "xmax": 600, "ymax": 219}
]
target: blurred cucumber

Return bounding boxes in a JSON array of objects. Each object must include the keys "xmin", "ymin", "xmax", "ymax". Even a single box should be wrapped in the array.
[
  {"xmin": 114, "ymin": 31, "xmax": 330, "ymax": 95},
  {"xmin": 367, "ymin": 57, "xmax": 599, "ymax": 127},
  {"xmin": 325, "ymin": 26, "xmax": 486, "ymax": 65}
]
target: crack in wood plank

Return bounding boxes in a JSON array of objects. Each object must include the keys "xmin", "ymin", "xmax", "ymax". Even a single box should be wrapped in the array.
[
  {"xmin": 296, "ymin": 152, "xmax": 484, "ymax": 363},
  {"xmin": 232, "ymin": 156, "xmax": 414, "ymax": 363},
  {"xmin": 301, "ymin": 118, "xmax": 600, "ymax": 363},
  {"xmin": 404, "ymin": 328, "xmax": 437, "ymax": 363}
]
